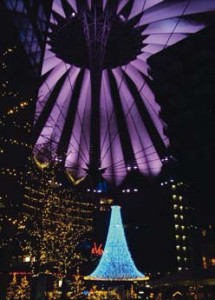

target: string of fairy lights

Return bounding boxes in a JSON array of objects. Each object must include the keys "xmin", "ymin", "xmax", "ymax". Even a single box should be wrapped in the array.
[
  {"xmin": 7, "ymin": 101, "xmax": 29, "ymax": 115},
  {"xmin": 0, "ymin": 157, "xmax": 94, "ymax": 274},
  {"xmin": 22, "ymin": 160, "xmax": 93, "ymax": 274},
  {"xmin": 0, "ymin": 156, "xmax": 93, "ymax": 271},
  {"xmin": 0, "ymin": 44, "xmax": 94, "ymax": 278},
  {"xmin": 0, "ymin": 115, "xmax": 32, "ymax": 134},
  {"xmin": 0, "ymin": 47, "xmax": 33, "ymax": 163},
  {"xmin": 0, "ymin": 138, "xmax": 32, "ymax": 149}
]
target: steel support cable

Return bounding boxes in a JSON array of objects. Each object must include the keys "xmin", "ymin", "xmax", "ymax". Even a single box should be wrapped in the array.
[
  {"xmin": 100, "ymin": 0, "xmax": 147, "ymax": 156},
  {"xmin": 118, "ymin": 0, "xmax": 192, "ymax": 126},
  {"xmin": 107, "ymin": 0, "xmax": 192, "ymax": 163}
]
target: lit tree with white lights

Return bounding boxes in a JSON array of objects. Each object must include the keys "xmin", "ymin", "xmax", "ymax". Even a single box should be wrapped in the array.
[{"xmin": 18, "ymin": 157, "xmax": 93, "ymax": 276}]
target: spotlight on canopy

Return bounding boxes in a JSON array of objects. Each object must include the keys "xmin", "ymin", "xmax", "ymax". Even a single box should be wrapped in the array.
[{"xmin": 33, "ymin": 0, "xmax": 215, "ymax": 186}]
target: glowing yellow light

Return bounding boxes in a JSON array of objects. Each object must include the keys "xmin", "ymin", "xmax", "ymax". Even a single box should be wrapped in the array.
[
  {"xmin": 33, "ymin": 156, "xmax": 49, "ymax": 169},
  {"xmin": 66, "ymin": 170, "xmax": 85, "ymax": 185}
]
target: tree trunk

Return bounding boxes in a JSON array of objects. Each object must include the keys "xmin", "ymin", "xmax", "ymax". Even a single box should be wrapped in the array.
[{"xmin": 31, "ymin": 274, "xmax": 47, "ymax": 300}]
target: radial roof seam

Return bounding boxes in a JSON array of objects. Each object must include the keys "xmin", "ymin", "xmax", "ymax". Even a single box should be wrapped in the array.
[{"xmin": 115, "ymin": 0, "xmax": 147, "ymax": 97}]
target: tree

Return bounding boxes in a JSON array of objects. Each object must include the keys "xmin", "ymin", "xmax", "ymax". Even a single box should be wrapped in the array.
[
  {"xmin": 87, "ymin": 285, "xmax": 121, "ymax": 300},
  {"xmin": 18, "ymin": 158, "xmax": 93, "ymax": 299},
  {"xmin": 6, "ymin": 274, "xmax": 17, "ymax": 300},
  {"xmin": 6, "ymin": 274, "xmax": 30, "ymax": 300}
]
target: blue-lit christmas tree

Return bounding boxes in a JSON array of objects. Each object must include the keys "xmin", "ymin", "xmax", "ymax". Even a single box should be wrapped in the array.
[{"xmin": 85, "ymin": 206, "xmax": 145, "ymax": 281}]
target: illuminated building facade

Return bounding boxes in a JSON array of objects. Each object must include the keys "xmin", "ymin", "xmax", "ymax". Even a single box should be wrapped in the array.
[
  {"xmin": 98, "ymin": 197, "xmax": 113, "ymax": 212},
  {"xmin": 160, "ymin": 173, "xmax": 195, "ymax": 271},
  {"xmin": 149, "ymin": 25, "xmax": 215, "ymax": 271},
  {"xmin": 201, "ymin": 223, "xmax": 215, "ymax": 270}
]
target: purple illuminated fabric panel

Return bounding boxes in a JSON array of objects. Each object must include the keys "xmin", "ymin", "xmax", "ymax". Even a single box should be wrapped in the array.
[{"xmin": 33, "ymin": 0, "xmax": 215, "ymax": 185}]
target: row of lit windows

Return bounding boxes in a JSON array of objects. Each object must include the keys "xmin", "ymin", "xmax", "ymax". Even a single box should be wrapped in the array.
[
  {"xmin": 160, "ymin": 179, "xmax": 184, "ymax": 186},
  {"xmin": 178, "ymin": 267, "xmax": 189, "ymax": 271},
  {"xmin": 174, "ymin": 214, "xmax": 184, "ymax": 220},
  {"xmin": 176, "ymin": 245, "xmax": 187, "ymax": 251},
  {"xmin": 175, "ymin": 225, "xmax": 197, "ymax": 231},
  {"xmin": 175, "ymin": 224, "xmax": 186, "ymax": 230},
  {"xmin": 122, "ymin": 188, "xmax": 138, "ymax": 193},
  {"xmin": 177, "ymin": 256, "xmax": 188, "ymax": 261},
  {"xmin": 172, "ymin": 195, "xmax": 183, "ymax": 200},
  {"xmin": 175, "ymin": 235, "xmax": 187, "ymax": 240},
  {"xmin": 173, "ymin": 204, "xmax": 184, "ymax": 210}
]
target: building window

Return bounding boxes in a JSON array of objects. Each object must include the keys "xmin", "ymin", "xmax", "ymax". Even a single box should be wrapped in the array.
[
  {"xmin": 202, "ymin": 256, "xmax": 207, "ymax": 269},
  {"xmin": 210, "ymin": 258, "xmax": 215, "ymax": 267}
]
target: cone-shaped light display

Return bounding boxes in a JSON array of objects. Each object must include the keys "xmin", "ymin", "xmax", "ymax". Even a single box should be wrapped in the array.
[{"xmin": 85, "ymin": 206, "xmax": 145, "ymax": 281}]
